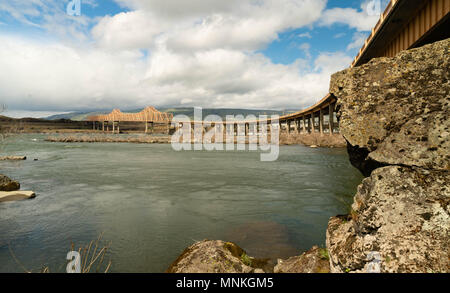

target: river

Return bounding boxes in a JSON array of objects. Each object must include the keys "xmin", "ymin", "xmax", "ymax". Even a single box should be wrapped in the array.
[{"xmin": 0, "ymin": 134, "xmax": 362, "ymax": 272}]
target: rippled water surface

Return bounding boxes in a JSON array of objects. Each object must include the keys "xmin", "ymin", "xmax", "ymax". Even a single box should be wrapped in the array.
[{"xmin": 0, "ymin": 134, "xmax": 362, "ymax": 272}]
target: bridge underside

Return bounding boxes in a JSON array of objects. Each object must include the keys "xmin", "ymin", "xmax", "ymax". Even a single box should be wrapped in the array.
[{"xmin": 354, "ymin": 0, "xmax": 450, "ymax": 66}]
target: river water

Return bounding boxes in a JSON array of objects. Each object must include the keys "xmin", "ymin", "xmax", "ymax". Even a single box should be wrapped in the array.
[{"xmin": 0, "ymin": 134, "xmax": 362, "ymax": 272}]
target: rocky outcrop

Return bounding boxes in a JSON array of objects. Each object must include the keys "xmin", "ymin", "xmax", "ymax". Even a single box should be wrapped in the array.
[
  {"xmin": 327, "ymin": 39, "xmax": 450, "ymax": 273},
  {"xmin": 327, "ymin": 166, "xmax": 449, "ymax": 273},
  {"xmin": 166, "ymin": 240, "xmax": 270, "ymax": 273},
  {"xmin": 0, "ymin": 156, "xmax": 26, "ymax": 161},
  {"xmin": 330, "ymin": 38, "xmax": 449, "ymax": 176},
  {"xmin": 274, "ymin": 246, "xmax": 330, "ymax": 273},
  {"xmin": 0, "ymin": 190, "xmax": 35, "ymax": 202},
  {"xmin": 0, "ymin": 174, "xmax": 20, "ymax": 191}
]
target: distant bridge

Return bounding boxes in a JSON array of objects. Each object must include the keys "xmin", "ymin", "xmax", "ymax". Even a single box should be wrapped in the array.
[
  {"xmin": 88, "ymin": 0, "xmax": 449, "ymax": 136},
  {"xmin": 87, "ymin": 106, "xmax": 173, "ymax": 133}
]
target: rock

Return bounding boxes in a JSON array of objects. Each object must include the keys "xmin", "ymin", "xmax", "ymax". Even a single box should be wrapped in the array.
[
  {"xmin": 0, "ymin": 174, "xmax": 20, "ymax": 191},
  {"xmin": 330, "ymin": 38, "xmax": 449, "ymax": 176},
  {"xmin": 166, "ymin": 240, "xmax": 271, "ymax": 273},
  {"xmin": 310, "ymin": 145, "xmax": 318, "ymax": 148},
  {"xmin": 326, "ymin": 166, "xmax": 449, "ymax": 273},
  {"xmin": 0, "ymin": 156, "xmax": 26, "ymax": 161},
  {"xmin": 326, "ymin": 39, "xmax": 450, "ymax": 273},
  {"xmin": 274, "ymin": 246, "xmax": 330, "ymax": 273},
  {"xmin": 0, "ymin": 190, "xmax": 36, "ymax": 202}
]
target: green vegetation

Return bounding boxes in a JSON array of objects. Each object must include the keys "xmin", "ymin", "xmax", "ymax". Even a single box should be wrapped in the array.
[
  {"xmin": 240, "ymin": 253, "xmax": 252, "ymax": 267},
  {"xmin": 318, "ymin": 247, "xmax": 329, "ymax": 260}
]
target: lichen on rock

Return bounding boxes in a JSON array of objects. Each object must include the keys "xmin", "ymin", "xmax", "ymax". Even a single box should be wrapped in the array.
[
  {"xmin": 330, "ymin": 38, "xmax": 449, "ymax": 175},
  {"xmin": 327, "ymin": 38, "xmax": 450, "ymax": 273},
  {"xmin": 327, "ymin": 166, "xmax": 449, "ymax": 273}
]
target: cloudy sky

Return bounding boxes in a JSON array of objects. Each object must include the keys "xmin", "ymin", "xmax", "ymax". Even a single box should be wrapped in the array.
[{"xmin": 0, "ymin": 0, "xmax": 388, "ymax": 117}]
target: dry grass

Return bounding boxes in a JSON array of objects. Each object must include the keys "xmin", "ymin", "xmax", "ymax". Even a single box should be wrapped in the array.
[{"xmin": 8, "ymin": 233, "xmax": 112, "ymax": 273}]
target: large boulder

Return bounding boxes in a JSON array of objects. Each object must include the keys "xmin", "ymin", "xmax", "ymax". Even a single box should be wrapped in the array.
[
  {"xmin": 166, "ymin": 240, "xmax": 269, "ymax": 273},
  {"xmin": 330, "ymin": 38, "xmax": 449, "ymax": 176},
  {"xmin": 327, "ymin": 38, "xmax": 450, "ymax": 273},
  {"xmin": 0, "ymin": 174, "xmax": 20, "ymax": 191},
  {"xmin": 0, "ymin": 190, "xmax": 35, "ymax": 202},
  {"xmin": 327, "ymin": 166, "xmax": 449, "ymax": 273}
]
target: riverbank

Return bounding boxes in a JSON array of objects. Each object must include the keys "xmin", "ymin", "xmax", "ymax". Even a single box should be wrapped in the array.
[
  {"xmin": 279, "ymin": 133, "xmax": 346, "ymax": 148},
  {"xmin": 45, "ymin": 134, "xmax": 170, "ymax": 144},
  {"xmin": 44, "ymin": 133, "xmax": 346, "ymax": 148}
]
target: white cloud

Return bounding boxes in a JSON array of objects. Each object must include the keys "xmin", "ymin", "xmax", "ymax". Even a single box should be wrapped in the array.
[
  {"xmin": 0, "ymin": 0, "xmax": 358, "ymax": 112},
  {"xmin": 0, "ymin": 34, "xmax": 352, "ymax": 111},
  {"xmin": 298, "ymin": 43, "xmax": 311, "ymax": 58},
  {"xmin": 319, "ymin": 1, "xmax": 380, "ymax": 31},
  {"xmin": 298, "ymin": 32, "xmax": 312, "ymax": 39},
  {"xmin": 94, "ymin": 0, "xmax": 327, "ymax": 52},
  {"xmin": 347, "ymin": 32, "xmax": 368, "ymax": 51},
  {"xmin": 0, "ymin": 0, "xmax": 95, "ymax": 41}
]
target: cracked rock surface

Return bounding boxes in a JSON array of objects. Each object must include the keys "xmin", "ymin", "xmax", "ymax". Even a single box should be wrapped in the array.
[
  {"xmin": 330, "ymin": 38, "xmax": 449, "ymax": 175},
  {"xmin": 327, "ymin": 38, "xmax": 450, "ymax": 273}
]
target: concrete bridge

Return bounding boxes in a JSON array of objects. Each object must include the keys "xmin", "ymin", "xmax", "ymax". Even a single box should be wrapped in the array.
[{"xmin": 88, "ymin": 0, "xmax": 449, "ymax": 137}]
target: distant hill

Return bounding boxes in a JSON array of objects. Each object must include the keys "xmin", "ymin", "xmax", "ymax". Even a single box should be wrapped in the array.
[{"xmin": 45, "ymin": 108, "xmax": 296, "ymax": 121}]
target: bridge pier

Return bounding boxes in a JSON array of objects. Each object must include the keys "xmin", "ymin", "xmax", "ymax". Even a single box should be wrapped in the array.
[
  {"xmin": 302, "ymin": 116, "xmax": 306, "ymax": 133},
  {"xmin": 319, "ymin": 109, "xmax": 324, "ymax": 135},
  {"xmin": 329, "ymin": 103, "xmax": 335, "ymax": 135}
]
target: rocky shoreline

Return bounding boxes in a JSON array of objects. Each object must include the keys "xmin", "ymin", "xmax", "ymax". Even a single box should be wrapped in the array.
[
  {"xmin": 0, "ymin": 174, "xmax": 35, "ymax": 202},
  {"xmin": 167, "ymin": 39, "xmax": 449, "ymax": 273}
]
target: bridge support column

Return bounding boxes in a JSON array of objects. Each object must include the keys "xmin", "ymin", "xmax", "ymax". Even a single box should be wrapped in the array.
[
  {"xmin": 319, "ymin": 109, "xmax": 324, "ymax": 135},
  {"xmin": 302, "ymin": 116, "xmax": 306, "ymax": 133},
  {"xmin": 311, "ymin": 113, "xmax": 315, "ymax": 133},
  {"xmin": 102, "ymin": 121, "xmax": 105, "ymax": 132},
  {"xmin": 329, "ymin": 103, "xmax": 334, "ymax": 135}
]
